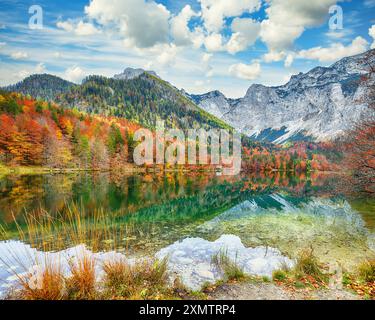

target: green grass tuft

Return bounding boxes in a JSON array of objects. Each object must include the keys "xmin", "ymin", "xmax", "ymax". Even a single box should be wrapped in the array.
[{"xmin": 211, "ymin": 250, "xmax": 245, "ymax": 281}]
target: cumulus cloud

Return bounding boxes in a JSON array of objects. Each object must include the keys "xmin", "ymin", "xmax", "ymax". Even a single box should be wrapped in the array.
[
  {"xmin": 199, "ymin": 0, "xmax": 261, "ymax": 33},
  {"xmin": 57, "ymin": 20, "xmax": 100, "ymax": 36},
  {"xmin": 298, "ymin": 36, "xmax": 369, "ymax": 62},
  {"xmin": 260, "ymin": 0, "xmax": 340, "ymax": 53},
  {"xmin": 156, "ymin": 44, "xmax": 179, "ymax": 67},
  {"xmin": 17, "ymin": 63, "xmax": 46, "ymax": 79},
  {"xmin": 56, "ymin": 21, "xmax": 74, "ymax": 32},
  {"xmin": 136, "ymin": 43, "xmax": 180, "ymax": 70},
  {"xmin": 170, "ymin": 5, "xmax": 200, "ymax": 46},
  {"xmin": 84, "ymin": 0, "xmax": 170, "ymax": 48},
  {"xmin": 229, "ymin": 61, "xmax": 261, "ymax": 80},
  {"xmin": 227, "ymin": 18, "xmax": 260, "ymax": 54},
  {"xmin": 10, "ymin": 51, "xmax": 28, "ymax": 60},
  {"xmin": 284, "ymin": 53, "xmax": 294, "ymax": 67},
  {"xmin": 204, "ymin": 33, "xmax": 224, "ymax": 52},
  {"xmin": 35, "ymin": 63, "xmax": 46, "ymax": 73},
  {"xmin": 64, "ymin": 66, "xmax": 86, "ymax": 83},
  {"xmin": 262, "ymin": 50, "xmax": 286, "ymax": 63},
  {"xmin": 369, "ymin": 25, "xmax": 375, "ymax": 49}
]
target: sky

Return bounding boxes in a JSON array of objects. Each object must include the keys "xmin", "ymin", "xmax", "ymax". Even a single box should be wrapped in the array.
[{"xmin": 0, "ymin": 0, "xmax": 374, "ymax": 98}]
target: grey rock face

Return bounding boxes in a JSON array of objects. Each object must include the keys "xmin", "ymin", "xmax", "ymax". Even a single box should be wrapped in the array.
[
  {"xmin": 113, "ymin": 67, "xmax": 158, "ymax": 80},
  {"xmin": 190, "ymin": 50, "xmax": 375, "ymax": 143}
]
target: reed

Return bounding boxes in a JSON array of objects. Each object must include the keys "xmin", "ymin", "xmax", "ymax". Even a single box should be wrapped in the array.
[
  {"xmin": 211, "ymin": 250, "xmax": 245, "ymax": 281},
  {"xmin": 0, "ymin": 204, "xmax": 184, "ymax": 300}
]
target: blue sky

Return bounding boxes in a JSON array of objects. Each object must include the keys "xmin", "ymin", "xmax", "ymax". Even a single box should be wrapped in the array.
[{"xmin": 0, "ymin": 0, "xmax": 374, "ymax": 98}]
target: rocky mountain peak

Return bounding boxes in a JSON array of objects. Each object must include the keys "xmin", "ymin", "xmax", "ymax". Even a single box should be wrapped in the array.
[
  {"xmin": 113, "ymin": 67, "xmax": 158, "ymax": 80},
  {"xmin": 190, "ymin": 49, "xmax": 375, "ymax": 143}
]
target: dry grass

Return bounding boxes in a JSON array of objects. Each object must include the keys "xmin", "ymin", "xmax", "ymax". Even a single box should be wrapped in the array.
[
  {"xmin": 272, "ymin": 249, "xmax": 328, "ymax": 290},
  {"xmin": 4, "ymin": 253, "xmax": 180, "ymax": 300},
  {"xmin": 16, "ymin": 264, "xmax": 65, "ymax": 300},
  {"xmin": 0, "ymin": 205, "xmax": 188, "ymax": 300},
  {"xmin": 101, "ymin": 258, "xmax": 175, "ymax": 299},
  {"xmin": 294, "ymin": 249, "xmax": 326, "ymax": 282},
  {"xmin": 66, "ymin": 255, "xmax": 97, "ymax": 300},
  {"xmin": 211, "ymin": 250, "xmax": 245, "ymax": 281},
  {"xmin": 342, "ymin": 260, "xmax": 375, "ymax": 298},
  {"xmin": 357, "ymin": 260, "xmax": 375, "ymax": 283}
]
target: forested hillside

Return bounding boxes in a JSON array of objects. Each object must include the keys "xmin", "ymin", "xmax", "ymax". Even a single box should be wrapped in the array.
[
  {"xmin": 5, "ymin": 74, "xmax": 74, "ymax": 101},
  {"xmin": 5, "ymin": 73, "xmax": 230, "ymax": 132},
  {"xmin": 0, "ymin": 91, "xmax": 335, "ymax": 173},
  {"xmin": 0, "ymin": 91, "xmax": 139, "ymax": 169}
]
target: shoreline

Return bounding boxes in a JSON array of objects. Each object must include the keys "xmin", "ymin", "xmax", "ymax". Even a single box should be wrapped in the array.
[{"xmin": 0, "ymin": 164, "xmax": 344, "ymax": 177}]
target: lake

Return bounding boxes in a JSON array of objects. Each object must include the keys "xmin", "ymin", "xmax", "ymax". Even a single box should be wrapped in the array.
[{"xmin": 0, "ymin": 171, "xmax": 374, "ymax": 291}]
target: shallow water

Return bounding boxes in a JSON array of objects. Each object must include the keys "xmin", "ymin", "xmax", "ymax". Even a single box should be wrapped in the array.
[{"xmin": 0, "ymin": 171, "xmax": 374, "ymax": 292}]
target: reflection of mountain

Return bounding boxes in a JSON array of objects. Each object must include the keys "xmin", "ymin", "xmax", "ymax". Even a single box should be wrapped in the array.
[
  {"xmin": 199, "ymin": 194, "xmax": 365, "ymax": 227},
  {"xmin": 196, "ymin": 195, "xmax": 375, "ymax": 269}
]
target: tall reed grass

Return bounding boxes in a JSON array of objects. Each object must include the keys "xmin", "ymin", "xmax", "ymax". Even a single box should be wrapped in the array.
[{"xmin": 0, "ymin": 204, "xmax": 185, "ymax": 300}]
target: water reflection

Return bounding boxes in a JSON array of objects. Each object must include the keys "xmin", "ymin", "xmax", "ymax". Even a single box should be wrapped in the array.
[{"xmin": 0, "ymin": 171, "xmax": 374, "ymax": 269}]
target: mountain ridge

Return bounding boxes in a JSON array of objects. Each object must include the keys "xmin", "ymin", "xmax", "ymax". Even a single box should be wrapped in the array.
[
  {"xmin": 3, "ymin": 71, "xmax": 231, "ymax": 134},
  {"xmin": 189, "ymin": 49, "xmax": 375, "ymax": 143},
  {"xmin": 4, "ymin": 49, "xmax": 374, "ymax": 144}
]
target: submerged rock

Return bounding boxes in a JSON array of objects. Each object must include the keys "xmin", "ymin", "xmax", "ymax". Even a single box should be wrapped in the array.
[
  {"xmin": 0, "ymin": 235, "xmax": 293, "ymax": 296},
  {"xmin": 156, "ymin": 234, "xmax": 293, "ymax": 291}
]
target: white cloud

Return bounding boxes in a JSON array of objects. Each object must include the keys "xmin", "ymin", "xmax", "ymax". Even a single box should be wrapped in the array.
[
  {"xmin": 202, "ymin": 53, "xmax": 213, "ymax": 64},
  {"xmin": 17, "ymin": 70, "xmax": 31, "ymax": 79},
  {"xmin": 298, "ymin": 36, "xmax": 369, "ymax": 62},
  {"xmin": 35, "ymin": 63, "xmax": 46, "ymax": 73},
  {"xmin": 260, "ymin": 0, "xmax": 340, "ymax": 53},
  {"xmin": 284, "ymin": 53, "xmax": 294, "ymax": 67},
  {"xmin": 156, "ymin": 44, "xmax": 179, "ymax": 67},
  {"xmin": 204, "ymin": 33, "xmax": 224, "ymax": 52},
  {"xmin": 262, "ymin": 50, "xmax": 286, "ymax": 63},
  {"xmin": 226, "ymin": 18, "xmax": 260, "ymax": 54},
  {"xmin": 369, "ymin": 25, "xmax": 375, "ymax": 49},
  {"xmin": 10, "ymin": 51, "xmax": 28, "ymax": 60},
  {"xmin": 75, "ymin": 21, "xmax": 101, "ymax": 36},
  {"xmin": 56, "ymin": 20, "xmax": 74, "ymax": 32},
  {"xmin": 229, "ymin": 61, "xmax": 261, "ymax": 80},
  {"xmin": 53, "ymin": 52, "xmax": 62, "ymax": 58},
  {"xmin": 170, "ymin": 5, "xmax": 200, "ymax": 46},
  {"xmin": 199, "ymin": 0, "xmax": 261, "ymax": 33},
  {"xmin": 260, "ymin": 19, "xmax": 304, "ymax": 53},
  {"xmin": 64, "ymin": 66, "xmax": 86, "ymax": 83},
  {"xmin": 17, "ymin": 63, "xmax": 47, "ymax": 79},
  {"xmin": 201, "ymin": 53, "xmax": 213, "ymax": 77},
  {"xmin": 325, "ymin": 29, "xmax": 353, "ymax": 40},
  {"xmin": 57, "ymin": 20, "xmax": 100, "ymax": 36},
  {"xmin": 84, "ymin": 0, "xmax": 170, "ymax": 48}
]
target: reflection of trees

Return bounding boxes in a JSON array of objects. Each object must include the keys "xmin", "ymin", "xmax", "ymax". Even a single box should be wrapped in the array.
[
  {"xmin": 0, "ymin": 174, "xmax": 76, "ymax": 222},
  {"xmin": 0, "ymin": 171, "xmax": 341, "ymax": 225}
]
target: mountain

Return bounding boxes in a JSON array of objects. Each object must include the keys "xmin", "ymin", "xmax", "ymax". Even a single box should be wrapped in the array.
[
  {"xmin": 190, "ymin": 49, "xmax": 375, "ymax": 143},
  {"xmin": 113, "ymin": 67, "xmax": 158, "ymax": 80},
  {"xmin": 4, "ymin": 71, "xmax": 230, "ymax": 132},
  {"xmin": 4, "ymin": 74, "xmax": 75, "ymax": 100}
]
